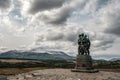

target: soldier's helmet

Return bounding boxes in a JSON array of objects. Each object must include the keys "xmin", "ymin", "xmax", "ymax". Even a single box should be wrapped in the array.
[
  {"xmin": 84, "ymin": 34, "xmax": 87, "ymax": 38},
  {"xmin": 79, "ymin": 33, "xmax": 84, "ymax": 38},
  {"xmin": 79, "ymin": 34, "xmax": 81, "ymax": 38},
  {"xmin": 81, "ymin": 33, "xmax": 84, "ymax": 37}
]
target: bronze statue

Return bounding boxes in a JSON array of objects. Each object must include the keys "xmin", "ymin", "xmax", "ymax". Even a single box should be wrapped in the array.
[
  {"xmin": 71, "ymin": 33, "xmax": 98, "ymax": 73},
  {"xmin": 78, "ymin": 33, "xmax": 90, "ymax": 55}
]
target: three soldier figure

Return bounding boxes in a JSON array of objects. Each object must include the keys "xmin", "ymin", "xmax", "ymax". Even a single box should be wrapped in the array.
[{"xmin": 78, "ymin": 33, "xmax": 91, "ymax": 55}]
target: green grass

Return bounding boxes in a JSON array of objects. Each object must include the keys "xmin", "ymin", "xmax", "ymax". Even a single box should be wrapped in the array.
[{"xmin": 0, "ymin": 67, "xmax": 47, "ymax": 75}]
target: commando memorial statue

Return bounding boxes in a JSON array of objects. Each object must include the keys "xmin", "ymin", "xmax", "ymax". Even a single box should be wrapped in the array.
[
  {"xmin": 71, "ymin": 33, "xmax": 99, "ymax": 73},
  {"xmin": 78, "ymin": 33, "xmax": 90, "ymax": 55}
]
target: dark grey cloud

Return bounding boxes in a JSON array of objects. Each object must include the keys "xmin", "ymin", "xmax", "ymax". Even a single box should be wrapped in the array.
[
  {"xmin": 46, "ymin": 33, "xmax": 64, "ymax": 41},
  {"xmin": 91, "ymin": 32, "xmax": 116, "ymax": 51},
  {"xmin": 102, "ymin": 0, "xmax": 120, "ymax": 36},
  {"xmin": 36, "ymin": 5, "xmax": 72, "ymax": 25},
  {"xmin": 93, "ymin": 38, "xmax": 114, "ymax": 48},
  {"xmin": 48, "ymin": 1, "xmax": 87, "ymax": 25},
  {"xmin": 48, "ymin": 7, "xmax": 72, "ymax": 24},
  {"xmin": 46, "ymin": 32, "xmax": 78, "ymax": 42},
  {"xmin": 104, "ymin": 10, "xmax": 120, "ymax": 36},
  {"xmin": 45, "ymin": 32, "xmax": 77, "ymax": 43},
  {"xmin": 28, "ymin": 0, "xmax": 65, "ymax": 14},
  {"xmin": 36, "ymin": 32, "xmax": 65, "ymax": 42},
  {"xmin": 105, "ymin": 21, "xmax": 120, "ymax": 36},
  {"xmin": 92, "ymin": 41, "xmax": 113, "ymax": 51},
  {"xmin": 0, "ymin": 0, "xmax": 11, "ymax": 9},
  {"xmin": 35, "ymin": 0, "xmax": 87, "ymax": 25},
  {"xmin": 35, "ymin": 27, "xmax": 83, "ymax": 45},
  {"xmin": 65, "ymin": 33, "xmax": 77, "ymax": 42}
]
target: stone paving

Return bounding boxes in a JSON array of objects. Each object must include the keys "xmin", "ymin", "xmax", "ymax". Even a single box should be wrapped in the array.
[{"xmin": 7, "ymin": 69, "xmax": 120, "ymax": 80}]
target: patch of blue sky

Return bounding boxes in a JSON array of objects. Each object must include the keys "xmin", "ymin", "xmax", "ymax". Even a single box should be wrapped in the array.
[
  {"xmin": 9, "ymin": 9, "xmax": 27, "ymax": 26},
  {"xmin": 67, "ymin": 12, "xmax": 93, "ymax": 24},
  {"xmin": 8, "ymin": 0, "xmax": 27, "ymax": 26},
  {"xmin": 67, "ymin": 0, "xmax": 109, "ymax": 24},
  {"xmin": 96, "ymin": 0, "xmax": 109, "ymax": 11}
]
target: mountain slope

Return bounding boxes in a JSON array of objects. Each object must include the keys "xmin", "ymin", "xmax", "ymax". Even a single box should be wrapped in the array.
[
  {"xmin": 0, "ymin": 50, "xmax": 74, "ymax": 61},
  {"xmin": 110, "ymin": 58, "xmax": 120, "ymax": 61},
  {"xmin": 48, "ymin": 51, "xmax": 74, "ymax": 60}
]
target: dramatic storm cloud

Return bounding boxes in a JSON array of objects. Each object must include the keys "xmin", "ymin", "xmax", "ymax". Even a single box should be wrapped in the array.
[
  {"xmin": 0, "ymin": 0, "xmax": 120, "ymax": 59},
  {"xmin": 0, "ymin": 0, "xmax": 13, "ymax": 13},
  {"xmin": 0, "ymin": 0, "xmax": 11, "ymax": 9},
  {"xmin": 102, "ymin": 0, "xmax": 120, "ymax": 36},
  {"xmin": 104, "ymin": 11, "xmax": 120, "ymax": 36},
  {"xmin": 92, "ymin": 33, "xmax": 115, "ymax": 51},
  {"xmin": 22, "ymin": 0, "xmax": 87, "ymax": 24},
  {"xmin": 28, "ymin": 0, "xmax": 65, "ymax": 14}
]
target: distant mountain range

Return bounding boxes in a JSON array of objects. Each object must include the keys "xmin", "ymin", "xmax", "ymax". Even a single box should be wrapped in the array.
[
  {"xmin": 0, "ymin": 50, "xmax": 74, "ymax": 61},
  {"xmin": 94, "ymin": 58, "xmax": 120, "ymax": 62},
  {"xmin": 109, "ymin": 58, "xmax": 120, "ymax": 61},
  {"xmin": 0, "ymin": 50, "xmax": 119, "ymax": 61}
]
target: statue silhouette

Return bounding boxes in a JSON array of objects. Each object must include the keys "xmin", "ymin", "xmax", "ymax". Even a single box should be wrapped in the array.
[{"xmin": 78, "ymin": 33, "xmax": 90, "ymax": 55}]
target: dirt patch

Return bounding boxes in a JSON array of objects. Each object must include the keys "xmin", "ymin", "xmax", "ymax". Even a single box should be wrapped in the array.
[{"xmin": 98, "ymin": 69, "xmax": 120, "ymax": 72}]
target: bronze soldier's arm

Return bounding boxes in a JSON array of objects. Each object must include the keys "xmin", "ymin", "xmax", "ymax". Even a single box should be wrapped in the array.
[
  {"xmin": 78, "ymin": 39, "xmax": 81, "ymax": 45},
  {"xmin": 88, "ymin": 39, "xmax": 91, "ymax": 48}
]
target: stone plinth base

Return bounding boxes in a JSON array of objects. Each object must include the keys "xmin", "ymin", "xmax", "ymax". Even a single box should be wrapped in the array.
[
  {"xmin": 71, "ymin": 69, "xmax": 99, "ymax": 73},
  {"xmin": 71, "ymin": 55, "xmax": 99, "ymax": 73}
]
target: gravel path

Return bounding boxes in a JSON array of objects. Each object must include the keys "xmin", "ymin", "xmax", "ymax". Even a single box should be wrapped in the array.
[
  {"xmin": 7, "ymin": 69, "xmax": 120, "ymax": 80},
  {"xmin": 0, "ymin": 76, "xmax": 7, "ymax": 80}
]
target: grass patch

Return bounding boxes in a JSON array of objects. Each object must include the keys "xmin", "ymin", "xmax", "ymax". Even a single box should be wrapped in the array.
[{"xmin": 0, "ymin": 67, "xmax": 47, "ymax": 75}]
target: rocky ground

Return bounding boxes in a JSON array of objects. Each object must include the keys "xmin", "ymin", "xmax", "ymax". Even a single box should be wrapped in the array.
[
  {"xmin": 0, "ymin": 76, "xmax": 7, "ymax": 80},
  {"xmin": 6, "ymin": 69, "xmax": 120, "ymax": 80}
]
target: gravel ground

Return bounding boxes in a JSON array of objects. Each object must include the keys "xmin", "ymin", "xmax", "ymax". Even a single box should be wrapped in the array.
[
  {"xmin": 7, "ymin": 69, "xmax": 120, "ymax": 80},
  {"xmin": 0, "ymin": 76, "xmax": 7, "ymax": 80}
]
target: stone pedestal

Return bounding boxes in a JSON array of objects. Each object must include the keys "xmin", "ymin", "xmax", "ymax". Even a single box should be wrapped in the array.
[{"xmin": 71, "ymin": 55, "xmax": 99, "ymax": 73}]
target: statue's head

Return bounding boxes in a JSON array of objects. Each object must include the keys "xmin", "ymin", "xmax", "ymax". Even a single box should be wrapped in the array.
[
  {"xmin": 81, "ymin": 33, "xmax": 84, "ymax": 36},
  {"xmin": 84, "ymin": 34, "xmax": 87, "ymax": 38},
  {"xmin": 79, "ymin": 34, "xmax": 81, "ymax": 37},
  {"xmin": 79, "ymin": 33, "xmax": 84, "ymax": 38}
]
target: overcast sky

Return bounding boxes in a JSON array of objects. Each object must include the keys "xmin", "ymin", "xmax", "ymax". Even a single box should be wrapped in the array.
[{"xmin": 0, "ymin": 0, "xmax": 120, "ymax": 60}]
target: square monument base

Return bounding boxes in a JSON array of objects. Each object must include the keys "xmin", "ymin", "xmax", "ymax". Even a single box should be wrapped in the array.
[
  {"xmin": 71, "ymin": 69, "xmax": 99, "ymax": 73},
  {"xmin": 71, "ymin": 55, "xmax": 99, "ymax": 73}
]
